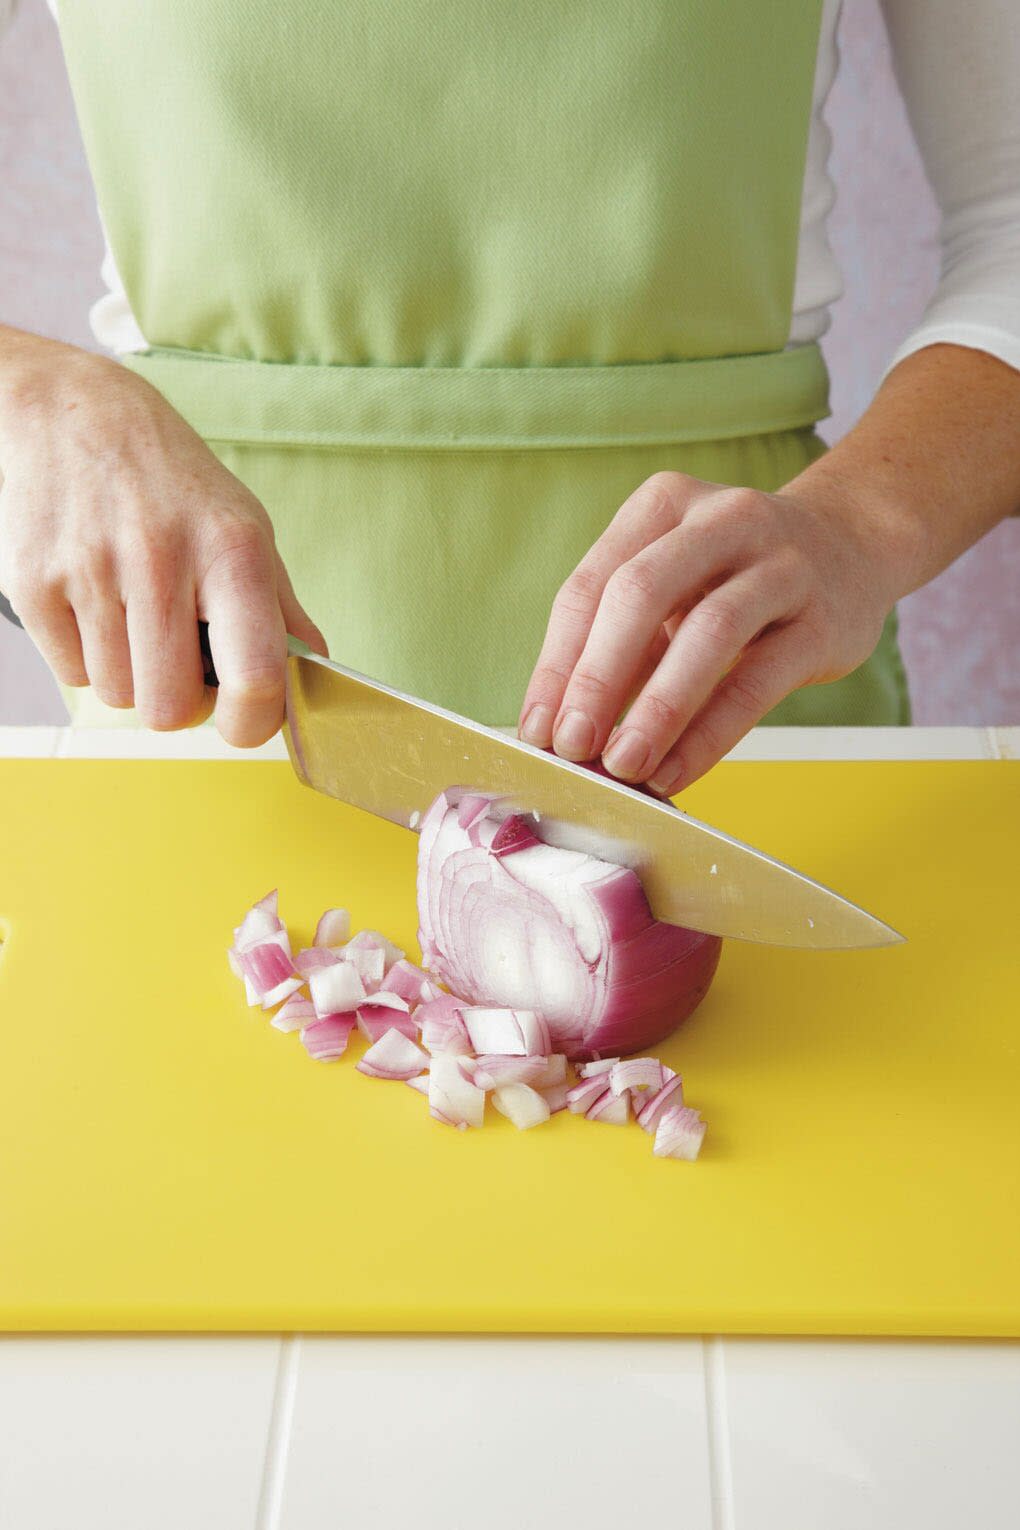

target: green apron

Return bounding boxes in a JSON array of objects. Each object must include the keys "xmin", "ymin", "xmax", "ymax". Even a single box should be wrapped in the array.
[{"xmin": 57, "ymin": 0, "xmax": 909, "ymax": 728}]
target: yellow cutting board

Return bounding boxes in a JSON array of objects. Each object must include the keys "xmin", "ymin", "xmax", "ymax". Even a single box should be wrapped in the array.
[{"xmin": 1, "ymin": 758, "xmax": 1017, "ymax": 1335}]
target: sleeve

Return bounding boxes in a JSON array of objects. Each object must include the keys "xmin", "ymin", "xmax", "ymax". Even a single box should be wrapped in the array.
[{"xmin": 880, "ymin": 0, "xmax": 1020, "ymax": 376}]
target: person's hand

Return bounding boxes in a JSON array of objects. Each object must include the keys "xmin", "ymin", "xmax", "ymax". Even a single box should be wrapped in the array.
[
  {"xmin": 0, "ymin": 329, "xmax": 325, "ymax": 745},
  {"xmin": 518, "ymin": 469, "xmax": 907, "ymax": 793}
]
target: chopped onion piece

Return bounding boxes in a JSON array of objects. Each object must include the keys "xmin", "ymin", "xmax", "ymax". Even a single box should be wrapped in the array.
[
  {"xmin": 384, "ymin": 959, "xmax": 432, "ymax": 1007},
  {"xmin": 294, "ymin": 946, "xmax": 340, "ymax": 978},
  {"xmin": 428, "ymin": 1053, "xmax": 485, "ymax": 1129},
  {"xmin": 233, "ymin": 892, "xmax": 283, "ymax": 952},
  {"xmin": 457, "ymin": 793, "xmax": 492, "ymax": 831},
  {"xmin": 345, "ymin": 928, "xmax": 405, "ymax": 970},
  {"xmin": 492, "ymin": 1082, "xmax": 551, "ymax": 1130},
  {"xmin": 609, "ymin": 1057, "xmax": 667, "ymax": 1097},
  {"xmin": 533, "ymin": 1054, "xmax": 568, "ymax": 1089},
  {"xmin": 357, "ymin": 1029, "xmax": 429, "ymax": 1081},
  {"xmin": 406, "ymin": 1073, "xmax": 430, "ymax": 1096},
  {"xmin": 542, "ymin": 1083, "xmax": 571, "ymax": 1115},
  {"xmin": 586, "ymin": 1088, "xmax": 630, "ymax": 1125},
  {"xmin": 462, "ymin": 1054, "xmax": 548, "ymax": 1091},
  {"xmin": 490, "ymin": 813, "xmax": 543, "ymax": 859},
  {"xmin": 578, "ymin": 1057, "xmax": 618, "ymax": 1079},
  {"xmin": 300, "ymin": 1014, "xmax": 355, "ymax": 1062},
  {"xmin": 417, "ymin": 995, "xmax": 472, "ymax": 1055},
  {"xmin": 356, "ymin": 994, "xmax": 418, "ymax": 1043},
  {"xmin": 636, "ymin": 1073, "xmax": 684, "ymax": 1134},
  {"xmin": 309, "ymin": 961, "xmax": 366, "ymax": 1018},
  {"xmin": 314, "ymin": 907, "xmax": 351, "ymax": 948},
  {"xmin": 653, "ymin": 1104, "xmax": 706, "ymax": 1160},
  {"xmin": 344, "ymin": 945, "xmax": 387, "ymax": 991},
  {"xmin": 261, "ymin": 974, "xmax": 305, "ymax": 1010},
  {"xmin": 566, "ymin": 1076, "xmax": 608, "ymax": 1114},
  {"xmin": 227, "ymin": 948, "xmax": 243, "ymax": 980},
  {"xmin": 271, "ymin": 994, "xmax": 316, "ymax": 1033},
  {"xmin": 238, "ymin": 937, "xmax": 298, "ymax": 999},
  {"xmin": 458, "ymin": 1007, "xmax": 535, "ymax": 1057},
  {"xmin": 243, "ymin": 975, "xmax": 260, "ymax": 1008}
]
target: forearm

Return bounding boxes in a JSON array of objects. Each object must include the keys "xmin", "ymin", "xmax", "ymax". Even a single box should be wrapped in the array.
[{"xmin": 787, "ymin": 343, "xmax": 1020, "ymax": 598}]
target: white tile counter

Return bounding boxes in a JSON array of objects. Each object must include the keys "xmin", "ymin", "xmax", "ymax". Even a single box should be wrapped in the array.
[{"xmin": 1, "ymin": 726, "xmax": 1017, "ymax": 1530}]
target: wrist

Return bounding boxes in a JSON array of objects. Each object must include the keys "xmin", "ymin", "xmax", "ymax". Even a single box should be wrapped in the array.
[
  {"xmin": 0, "ymin": 328, "xmax": 120, "ymax": 454},
  {"xmin": 782, "ymin": 454, "xmax": 929, "ymax": 603}
]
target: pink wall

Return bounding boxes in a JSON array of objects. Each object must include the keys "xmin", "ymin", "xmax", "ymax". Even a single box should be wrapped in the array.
[{"xmin": 1, "ymin": 0, "xmax": 1017, "ymax": 724}]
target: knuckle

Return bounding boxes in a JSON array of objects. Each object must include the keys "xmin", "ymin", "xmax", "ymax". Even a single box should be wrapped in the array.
[
  {"xmin": 554, "ymin": 566, "xmax": 604, "ymax": 619},
  {"xmin": 636, "ymin": 689, "xmax": 684, "ymax": 734},
  {"xmin": 531, "ymin": 660, "xmax": 574, "ymax": 692},
  {"xmin": 604, "ymin": 558, "xmax": 660, "ymax": 610},
  {"xmin": 141, "ymin": 696, "xmax": 196, "ymax": 731},
  {"xmin": 227, "ymin": 665, "xmax": 283, "ymax": 706},
  {"xmin": 202, "ymin": 520, "xmax": 273, "ymax": 586},
  {"xmin": 686, "ymin": 598, "xmax": 744, "ymax": 649},
  {"xmin": 723, "ymin": 666, "xmax": 771, "ymax": 718},
  {"xmin": 567, "ymin": 666, "xmax": 615, "ymax": 704}
]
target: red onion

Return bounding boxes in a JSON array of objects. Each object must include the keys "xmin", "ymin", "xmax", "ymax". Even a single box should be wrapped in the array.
[
  {"xmin": 492, "ymin": 1082, "xmax": 551, "ymax": 1130},
  {"xmin": 356, "ymin": 993, "xmax": 418, "ymax": 1043},
  {"xmin": 309, "ymin": 961, "xmax": 366, "ymax": 1018},
  {"xmin": 652, "ymin": 1104, "xmax": 706, "ymax": 1160},
  {"xmin": 635, "ymin": 1073, "xmax": 685, "ymax": 1134},
  {"xmin": 300, "ymin": 1014, "xmax": 355, "ymax": 1062},
  {"xmin": 416, "ymin": 792, "xmax": 721, "ymax": 1060},
  {"xmin": 357, "ymin": 1029, "xmax": 429, "ymax": 1081},
  {"xmin": 271, "ymin": 993, "xmax": 317, "ymax": 1033},
  {"xmin": 314, "ymin": 907, "xmax": 351, "ymax": 948}
]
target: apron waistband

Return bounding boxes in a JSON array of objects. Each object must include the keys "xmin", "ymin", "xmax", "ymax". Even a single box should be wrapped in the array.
[{"xmin": 123, "ymin": 344, "xmax": 829, "ymax": 452}]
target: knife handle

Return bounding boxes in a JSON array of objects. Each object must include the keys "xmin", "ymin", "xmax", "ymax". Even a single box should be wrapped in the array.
[{"xmin": 0, "ymin": 593, "xmax": 220, "ymax": 690}]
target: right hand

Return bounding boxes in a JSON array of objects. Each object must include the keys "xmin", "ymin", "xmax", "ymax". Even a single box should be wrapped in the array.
[{"xmin": 0, "ymin": 328, "xmax": 325, "ymax": 745}]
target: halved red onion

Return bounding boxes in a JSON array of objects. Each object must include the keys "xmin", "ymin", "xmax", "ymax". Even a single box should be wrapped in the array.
[
  {"xmin": 300, "ymin": 1014, "xmax": 356, "ymax": 1062},
  {"xmin": 309, "ymin": 961, "xmax": 366, "ymax": 1019},
  {"xmin": 585, "ymin": 1088, "xmax": 630, "ymax": 1125},
  {"xmin": 357, "ymin": 1029, "xmax": 429, "ymax": 1081},
  {"xmin": 635, "ymin": 1073, "xmax": 684, "ymax": 1134},
  {"xmin": 417, "ymin": 791, "xmax": 721, "ymax": 1060},
  {"xmin": 295, "ymin": 946, "xmax": 340, "ymax": 979},
  {"xmin": 356, "ymin": 992, "xmax": 417, "ymax": 1043},
  {"xmin": 652, "ymin": 1104, "xmax": 706, "ymax": 1160},
  {"xmin": 492, "ymin": 1082, "xmax": 551, "ymax": 1130},
  {"xmin": 314, "ymin": 907, "xmax": 351, "ymax": 948},
  {"xmin": 384, "ymin": 959, "xmax": 433, "ymax": 1007},
  {"xmin": 428, "ymin": 1054, "xmax": 485, "ymax": 1128},
  {"xmin": 609, "ymin": 1057, "xmax": 667, "ymax": 1097},
  {"xmin": 271, "ymin": 993, "xmax": 317, "ymax": 1034}
]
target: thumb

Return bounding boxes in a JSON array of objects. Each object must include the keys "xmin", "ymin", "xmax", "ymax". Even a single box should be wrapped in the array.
[{"xmin": 275, "ymin": 553, "xmax": 328, "ymax": 657}]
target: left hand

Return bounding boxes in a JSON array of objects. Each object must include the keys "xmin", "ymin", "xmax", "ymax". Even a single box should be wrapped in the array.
[{"xmin": 518, "ymin": 470, "xmax": 902, "ymax": 793}]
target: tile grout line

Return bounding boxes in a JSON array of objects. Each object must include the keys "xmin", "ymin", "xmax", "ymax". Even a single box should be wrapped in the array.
[
  {"xmin": 702, "ymin": 1336, "xmax": 736, "ymax": 1530},
  {"xmin": 255, "ymin": 1335, "xmax": 301, "ymax": 1530}
]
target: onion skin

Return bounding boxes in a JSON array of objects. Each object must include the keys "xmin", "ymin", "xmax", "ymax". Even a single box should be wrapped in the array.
[{"xmin": 417, "ymin": 789, "xmax": 722, "ymax": 1061}]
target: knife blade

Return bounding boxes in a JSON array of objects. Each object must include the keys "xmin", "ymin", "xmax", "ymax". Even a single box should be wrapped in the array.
[{"xmin": 283, "ymin": 644, "xmax": 903, "ymax": 950}]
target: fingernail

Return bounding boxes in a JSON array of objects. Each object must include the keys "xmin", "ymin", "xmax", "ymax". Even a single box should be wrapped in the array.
[
  {"xmin": 520, "ymin": 704, "xmax": 554, "ymax": 747},
  {"xmin": 602, "ymin": 728, "xmax": 651, "ymax": 781},
  {"xmin": 648, "ymin": 766, "xmax": 682, "ymax": 798},
  {"xmin": 553, "ymin": 709, "xmax": 596, "ymax": 760}
]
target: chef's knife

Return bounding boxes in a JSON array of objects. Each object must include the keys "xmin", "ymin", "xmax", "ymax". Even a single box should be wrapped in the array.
[{"xmin": 0, "ymin": 595, "xmax": 902, "ymax": 948}]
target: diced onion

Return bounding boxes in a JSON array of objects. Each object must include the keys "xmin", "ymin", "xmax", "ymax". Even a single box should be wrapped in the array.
[
  {"xmin": 357, "ymin": 1029, "xmax": 430, "ymax": 1081},
  {"xmin": 492, "ymin": 1082, "xmax": 551, "ymax": 1130}
]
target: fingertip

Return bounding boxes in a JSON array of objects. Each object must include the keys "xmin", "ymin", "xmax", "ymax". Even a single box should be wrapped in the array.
[{"xmin": 519, "ymin": 703, "xmax": 555, "ymax": 748}]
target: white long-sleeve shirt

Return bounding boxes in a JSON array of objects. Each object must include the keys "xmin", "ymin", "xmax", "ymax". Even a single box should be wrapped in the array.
[{"xmin": 8, "ymin": 0, "xmax": 1020, "ymax": 378}]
